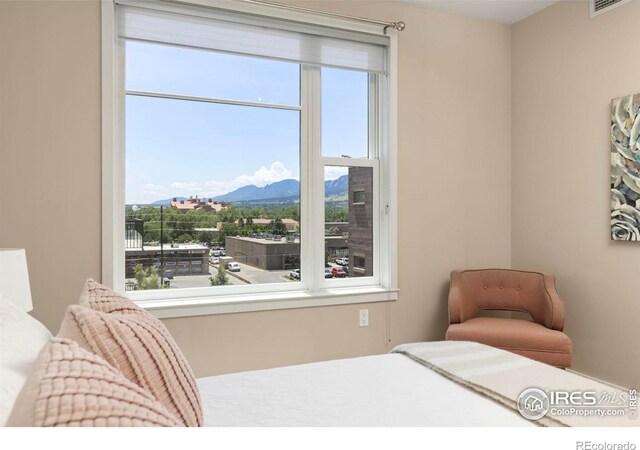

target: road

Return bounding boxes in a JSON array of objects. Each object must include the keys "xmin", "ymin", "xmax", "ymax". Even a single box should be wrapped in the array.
[
  {"xmin": 132, "ymin": 261, "xmax": 353, "ymax": 290},
  {"xmin": 228, "ymin": 262, "xmax": 293, "ymax": 284},
  {"xmin": 167, "ymin": 262, "xmax": 295, "ymax": 289}
]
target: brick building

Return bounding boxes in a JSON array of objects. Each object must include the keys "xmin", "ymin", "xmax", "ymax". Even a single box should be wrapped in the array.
[{"xmin": 347, "ymin": 167, "xmax": 373, "ymax": 277}]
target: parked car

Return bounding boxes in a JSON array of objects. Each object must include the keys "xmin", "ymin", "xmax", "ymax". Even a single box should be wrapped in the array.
[
  {"xmin": 212, "ymin": 250, "xmax": 221, "ymax": 257},
  {"xmin": 324, "ymin": 269, "xmax": 333, "ymax": 279},
  {"xmin": 290, "ymin": 268, "xmax": 300, "ymax": 279},
  {"xmin": 161, "ymin": 269, "xmax": 174, "ymax": 280},
  {"xmin": 227, "ymin": 262, "xmax": 241, "ymax": 272},
  {"xmin": 331, "ymin": 267, "xmax": 347, "ymax": 278},
  {"xmin": 209, "ymin": 256, "xmax": 219, "ymax": 264},
  {"xmin": 343, "ymin": 265, "xmax": 349, "ymax": 275},
  {"xmin": 220, "ymin": 248, "xmax": 226, "ymax": 256},
  {"xmin": 335, "ymin": 257, "xmax": 349, "ymax": 266}
]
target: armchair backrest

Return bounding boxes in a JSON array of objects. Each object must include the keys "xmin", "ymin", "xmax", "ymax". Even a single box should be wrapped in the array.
[{"xmin": 448, "ymin": 269, "xmax": 565, "ymax": 331}]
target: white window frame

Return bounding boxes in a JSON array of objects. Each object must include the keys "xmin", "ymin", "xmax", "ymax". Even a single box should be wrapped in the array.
[{"xmin": 101, "ymin": 0, "xmax": 398, "ymax": 319}]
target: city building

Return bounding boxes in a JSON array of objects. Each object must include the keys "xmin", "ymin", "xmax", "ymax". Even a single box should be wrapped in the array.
[
  {"xmin": 125, "ymin": 218, "xmax": 211, "ymax": 279},
  {"xmin": 225, "ymin": 236, "xmax": 300, "ymax": 270},
  {"xmin": 125, "ymin": 243, "xmax": 210, "ymax": 278},
  {"xmin": 171, "ymin": 196, "xmax": 229, "ymax": 212},
  {"xmin": 347, "ymin": 167, "xmax": 374, "ymax": 277},
  {"xmin": 325, "ymin": 222, "xmax": 349, "ymax": 237},
  {"xmin": 325, "ymin": 235, "xmax": 349, "ymax": 260},
  {"xmin": 224, "ymin": 234, "xmax": 349, "ymax": 271},
  {"xmin": 193, "ymin": 227, "xmax": 219, "ymax": 241},
  {"xmin": 217, "ymin": 218, "xmax": 299, "ymax": 232}
]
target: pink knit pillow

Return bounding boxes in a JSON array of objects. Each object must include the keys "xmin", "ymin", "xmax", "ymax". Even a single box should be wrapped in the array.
[
  {"xmin": 58, "ymin": 302, "xmax": 203, "ymax": 427},
  {"xmin": 6, "ymin": 338, "xmax": 181, "ymax": 427},
  {"xmin": 78, "ymin": 278, "xmax": 141, "ymax": 315}
]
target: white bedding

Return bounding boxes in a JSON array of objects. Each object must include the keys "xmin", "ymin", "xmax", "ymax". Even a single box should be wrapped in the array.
[{"xmin": 197, "ymin": 353, "xmax": 533, "ymax": 426}]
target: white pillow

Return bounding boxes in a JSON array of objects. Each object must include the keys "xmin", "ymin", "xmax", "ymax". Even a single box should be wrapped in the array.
[{"xmin": 0, "ymin": 297, "xmax": 51, "ymax": 426}]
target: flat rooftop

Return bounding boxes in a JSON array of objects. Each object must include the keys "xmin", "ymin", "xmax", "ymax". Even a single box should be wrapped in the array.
[
  {"xmin": 227, "ymin": 236, "xmax": 300, "ymax": 245},
  {"xmin": 125, "ymin": 243, "xmax": 209, "ymax": 252}
]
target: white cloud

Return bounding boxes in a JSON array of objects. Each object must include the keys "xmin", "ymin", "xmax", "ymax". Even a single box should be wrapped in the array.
[
  {"xmin": 233, "ymin": 161, "xmax": 293, "ymax": 187},
  {"xmin": 165, "ymin": 162, "xmax": 297, "ymax": 199},
  {"xmin": 324, "ymin": 166, "xmax": 348, "ymax": 181}
]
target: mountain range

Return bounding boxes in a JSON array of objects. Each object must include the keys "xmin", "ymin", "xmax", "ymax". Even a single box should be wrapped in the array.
[
  {"xmin": 147, "ymin": 175, "xmax": 348, "ymax": 206},
  {"xmin": 213, "ymin": 179, "xmax": 300, "ymax": 202},
  {"xmin": 151, "ymin": 196, "xmax": 188, "ymax": 206},
  {"xmin": 213, "ymin": 175, "xmax": 348, "ymax": 203}
]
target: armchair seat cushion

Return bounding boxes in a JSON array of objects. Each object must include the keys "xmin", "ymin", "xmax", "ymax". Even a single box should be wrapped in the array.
[{"xmin": 446, "ymin": 317, "xmax": 572, "ymax": 368}]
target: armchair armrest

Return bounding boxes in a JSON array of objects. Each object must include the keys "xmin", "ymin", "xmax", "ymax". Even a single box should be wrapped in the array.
[
  {"xmin": 448, "ymin": 270, "xmax": 463, "ymax": 324},
  {"xmin": 543, "ymin": 274, "xmax": 565, "ymax": 331}
]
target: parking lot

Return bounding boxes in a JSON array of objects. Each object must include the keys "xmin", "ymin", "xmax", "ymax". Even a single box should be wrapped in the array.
[
  {"xmin": 132, "ymin": 260, "xmax": 351, "ymax": 290},
  {"xmin": 226, "ymin": 262, "xmax": 293, "ymax": 284},
  {"xmin": 165, "ymin": 262, "xmax": 294, "ymax": 289},
  {"xmin": 167, "ymin": 270, "xmax": 244, "ymax": 288}
]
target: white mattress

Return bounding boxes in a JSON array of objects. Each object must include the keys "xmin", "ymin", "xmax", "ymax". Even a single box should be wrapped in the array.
[{"xmin": 197, "ymin": 353, "xmax": 533, "ymax": 426}]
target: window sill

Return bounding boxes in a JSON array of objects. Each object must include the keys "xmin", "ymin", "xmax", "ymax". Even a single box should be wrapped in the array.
[{"xmin": 135, "ymin": 286, "xmax": 399, "ymax": 319}]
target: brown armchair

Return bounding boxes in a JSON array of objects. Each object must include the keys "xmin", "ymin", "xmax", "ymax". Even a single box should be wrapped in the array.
[{"xmin": 445, "ymin": 269, "xmax": 572, "ymax": 368}]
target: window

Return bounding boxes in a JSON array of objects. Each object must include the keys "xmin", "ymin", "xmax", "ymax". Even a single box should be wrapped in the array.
[
  {"xmin": 353, "ymin": 253, "xmax": 367, "ymax": 276},
  {"xmin": 103, "ymin": 0, "xmax": 397, "ymax": 316},
  {"xmin": 353, "ymin": 191, "xmax": 366, "ymax": 205},
  {"xmin": 124, "ymin": 43, "xmax": 301, "ymax": 291}
]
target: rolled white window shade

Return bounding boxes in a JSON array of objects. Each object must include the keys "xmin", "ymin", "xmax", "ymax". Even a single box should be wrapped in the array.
[{"xmin": 116, "ymin": 4, "xmax": 388, "ymax": 74}]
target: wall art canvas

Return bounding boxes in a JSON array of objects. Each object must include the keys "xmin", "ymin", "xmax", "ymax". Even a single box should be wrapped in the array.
[{"xmin": 611, "ymin": 92, "xmax": 640, "ymax": 241}]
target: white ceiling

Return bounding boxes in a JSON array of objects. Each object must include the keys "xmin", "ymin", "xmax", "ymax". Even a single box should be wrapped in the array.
[{"xmin": 400, "ymin": 0, "xmax": 561, "ymax": 24}]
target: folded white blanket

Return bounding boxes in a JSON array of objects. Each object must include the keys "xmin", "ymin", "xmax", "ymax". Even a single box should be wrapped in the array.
[{"xmin": 392, "ymin": 341, "xmax": 637, "ymax": 427}]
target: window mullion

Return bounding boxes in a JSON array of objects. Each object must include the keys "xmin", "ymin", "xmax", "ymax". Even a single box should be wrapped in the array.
[
  {"xmin": 370, "ymin": 73, "xmax": 382, "ymax": 287},
  {"xmin": 112, "ymin": 38, "xmax": 126, "ymax": 293},
  {"xmin": 321, "ymin": 157, "xmax": 376, "ymax": 168},
  {"xmin": 311, "ymin": 65, "xmax": 324, "ymax": 293},
  {"xmin": 300, "ymin": 64, "xmax": 323, "ymax": 292},
  {"xmin": 377, "ymin": 72, "xmax": 391, "ymax": 290}
]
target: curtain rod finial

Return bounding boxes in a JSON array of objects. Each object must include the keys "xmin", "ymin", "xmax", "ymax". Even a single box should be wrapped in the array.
[
  {"xmin": 384, "ymin": 21, "xmax": 405, "ymax": 33},
  {"xmin": 393, "ymin": 21, "xmax": 405, "ymax": 31}
]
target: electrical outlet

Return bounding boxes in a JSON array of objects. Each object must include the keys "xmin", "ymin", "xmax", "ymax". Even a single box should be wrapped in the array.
[{"xmin": 359, "ymin": 309, "xmax": 369, "ymax": 327}]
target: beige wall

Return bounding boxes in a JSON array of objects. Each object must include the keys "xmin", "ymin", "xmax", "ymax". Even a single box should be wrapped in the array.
[
  {"xmin": 0, "ymin": 0, "xmax": 512, "ymax": 377},
  {"xmin": 0, "ymin": 1, "xmax": 102, "ymax": 326},
  {"xmin": 512, "ymin": 0, "xmax": 640, "ymax": 388}
]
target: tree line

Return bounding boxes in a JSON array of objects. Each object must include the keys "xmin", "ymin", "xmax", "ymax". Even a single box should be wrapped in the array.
[{"xmin": 126, "ymin": 204, "xmax": 348, "ymax": 245}]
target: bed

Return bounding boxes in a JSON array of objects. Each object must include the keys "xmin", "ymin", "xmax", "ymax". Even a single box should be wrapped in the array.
[
  {"xmin": 197, "ymin": 341, "xmax": 636, "ymax": 427},
  {"xmin": 197, "ymin": 352, "xmax": 533, "ymax": 427},
  {"xmin": 2, "ymin": 280, "xmax": 635, "ymax": 427}
]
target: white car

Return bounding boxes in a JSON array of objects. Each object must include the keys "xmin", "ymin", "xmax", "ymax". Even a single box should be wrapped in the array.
[
  {"xmin": 290, "ymin": 269, "xmax": 300, "ymax": 279},
  {"xmin": 227, "ymin": 262, "xmax": 240, "ymax": 272},
  {"xmin": 335, "ymin": 257, "xmax": 349, "ymax": 266},
  {"xmin": 209, "ymin": 256, "xmax": 219, "ymax": 264}
]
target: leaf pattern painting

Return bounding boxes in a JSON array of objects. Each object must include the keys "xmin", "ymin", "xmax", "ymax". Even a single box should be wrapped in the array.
[{"xmin": 611, "ymin": 93, "xmax": 640, "ymax": 241}]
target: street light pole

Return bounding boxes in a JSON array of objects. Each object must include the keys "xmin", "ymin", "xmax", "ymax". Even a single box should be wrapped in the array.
[{"xmin": 160, "ymin": 205, "xmax": 164, "ymax": 283}]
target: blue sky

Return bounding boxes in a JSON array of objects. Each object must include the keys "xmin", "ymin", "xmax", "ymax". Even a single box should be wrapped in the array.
[{"xmin": 126, "ymin": 42, "xmax": 368, "ymax": 204}]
